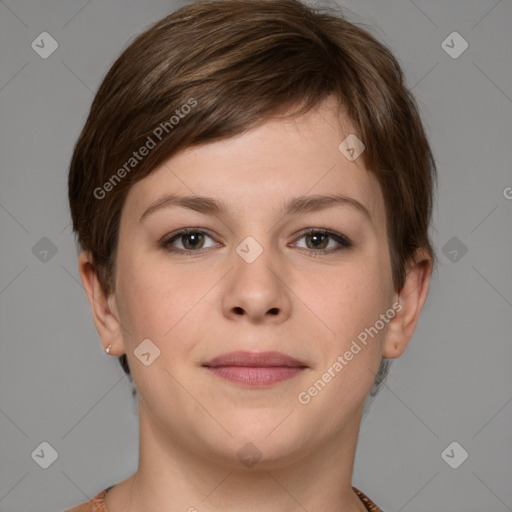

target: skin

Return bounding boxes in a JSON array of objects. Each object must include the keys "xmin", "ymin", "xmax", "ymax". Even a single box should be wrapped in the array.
[{"xmin": 79, "ymin": 96, "xmax": 432, "ymax": 512}]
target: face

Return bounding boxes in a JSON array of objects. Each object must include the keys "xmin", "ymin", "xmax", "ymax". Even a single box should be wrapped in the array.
[{"xmin": 108, "ymin": 97, "xmax": 400, "ymax": 468}]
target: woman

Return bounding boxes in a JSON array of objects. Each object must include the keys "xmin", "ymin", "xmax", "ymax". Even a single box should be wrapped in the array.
[{"xmin": 65, "ymin": 0, "xmax": 436, "ymax": 510}]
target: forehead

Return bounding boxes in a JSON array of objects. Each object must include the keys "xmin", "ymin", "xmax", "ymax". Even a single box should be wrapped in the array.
[{"xmin": 122, "ymin": 99, "xmax": 386, "ymax": 231}]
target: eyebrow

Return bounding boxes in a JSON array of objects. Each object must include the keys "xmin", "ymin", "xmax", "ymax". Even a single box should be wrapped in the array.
[{"xmin": 139, "ymin": 193, "xmax": 373, "ymax": 224}]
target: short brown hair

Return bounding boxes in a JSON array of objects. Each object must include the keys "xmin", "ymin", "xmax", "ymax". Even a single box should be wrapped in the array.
[{"xmin": 68, "ymin": 0, "xmax": 437, "ymax": 391}]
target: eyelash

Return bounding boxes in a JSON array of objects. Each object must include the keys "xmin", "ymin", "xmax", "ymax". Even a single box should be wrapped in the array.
[{"xmin": 160, "ymin": 228, "xmax": 353, "ymax": 256}]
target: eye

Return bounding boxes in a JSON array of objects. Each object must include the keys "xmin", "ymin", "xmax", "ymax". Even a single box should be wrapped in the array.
[
  {"xmin": 161, "ymin": 229, "xmax": 219, "ymax": 253},
  {"xmin": 161, "ymin": 228, "xmax": 352, "ymax": 256},
  {"xmin": 291, "ymin": 229, "xmax": 352, "ymax": 254}
]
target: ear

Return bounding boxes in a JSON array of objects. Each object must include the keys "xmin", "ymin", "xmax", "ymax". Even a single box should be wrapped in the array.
[
  {"xmin": 78, "ymin": 252, "xmax": 125, "ymax": 356},
  {"xmin": 382, "ymin": 249, "xmax": 433, "ymax": 358}
]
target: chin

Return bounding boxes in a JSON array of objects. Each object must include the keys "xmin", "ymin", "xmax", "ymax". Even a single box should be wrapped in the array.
[{"xmin": 202, "ymin": 422, "xmax": 309, "ymax": 469}]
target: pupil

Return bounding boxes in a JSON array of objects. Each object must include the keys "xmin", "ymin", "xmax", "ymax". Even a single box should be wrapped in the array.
[
  {"xmin": 308, "ymin": 233, "xmax": 326, "ymax": 249},
  {"xmin": 185, "ymin": 233, "xmax": 202, "ymax": 249}
]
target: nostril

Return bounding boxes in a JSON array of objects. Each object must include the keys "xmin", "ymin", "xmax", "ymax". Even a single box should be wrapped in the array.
[{"xmin": 268, "ymin": 308, "xmax": 279, "ymax": 315}]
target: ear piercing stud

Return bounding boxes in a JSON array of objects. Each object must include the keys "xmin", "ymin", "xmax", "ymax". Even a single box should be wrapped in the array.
[{"xmin": 105, "ymin": 344, "xmax": 113, "ymax": 355}]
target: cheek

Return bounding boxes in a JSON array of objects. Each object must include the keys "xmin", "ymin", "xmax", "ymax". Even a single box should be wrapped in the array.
[
  {"xmin": 304, "ymin": 257, "xmax": 391, "ymax": 346},
  {"xmin": 116, "ymin": 252, "xmax": 211, "ymax": 356},
  {"xmin": 295, "ymin": 268, "xmax": 389, "ymax": 416},
  {"xmin": 114, "ymin": 261, "xmax": 205, "ymax": 401}
]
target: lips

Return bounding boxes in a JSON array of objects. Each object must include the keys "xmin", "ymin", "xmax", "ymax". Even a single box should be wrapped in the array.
[
  {"xmin": 202, "ymin": 351, "xmax": 307, "ymax": 368},
  {"xmin": 202, "ymin": 351, "xmax": 308, "ymax": 387}
]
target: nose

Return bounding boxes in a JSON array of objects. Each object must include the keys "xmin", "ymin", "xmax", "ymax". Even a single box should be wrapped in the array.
[{"xmin": 221, "ymin": 243, "xmax": 292, "ymax": 324}]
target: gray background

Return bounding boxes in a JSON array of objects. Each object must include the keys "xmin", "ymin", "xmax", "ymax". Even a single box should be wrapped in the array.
[{"xmin": 1, "ymin": 0, "xmax": 511, "ymax": 511}]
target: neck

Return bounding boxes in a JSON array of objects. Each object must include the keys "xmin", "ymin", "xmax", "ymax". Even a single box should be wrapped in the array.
[{"xmin": 105, "ymin": 402, "xmax": 368, "ymax": 512}]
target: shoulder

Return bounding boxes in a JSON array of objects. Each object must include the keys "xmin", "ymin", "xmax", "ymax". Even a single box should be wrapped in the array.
[{"xmin": 61, "ymin": 488, "xmax": 109, "ymax": 512}]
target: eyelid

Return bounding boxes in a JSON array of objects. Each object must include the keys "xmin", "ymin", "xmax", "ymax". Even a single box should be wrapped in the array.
[
  {"xmin": 161, "ymin": 228, "xmax": 219, "ymax": 251},
  {"xmin": 292, "ymin": 228, "xmax": 351, "ymax": 244},
  {"xmin": 290, "ymin": 228, "xmax": 352, "ymax": 251}
]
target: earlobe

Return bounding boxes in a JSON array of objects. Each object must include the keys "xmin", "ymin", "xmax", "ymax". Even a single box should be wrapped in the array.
[
  {"xmin": 77, "ymin": 252, "xmax": 124, "ymax": 355},
  {"xmin": 382, "ymin": 250, "xmax": 433, "ymax": 359},
  {"xmin": 381, "ymin": 304, "xmax": 406, "ymax": 358}
]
